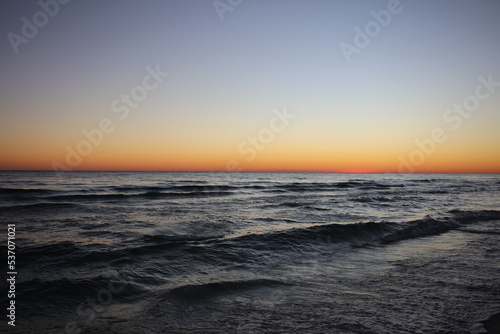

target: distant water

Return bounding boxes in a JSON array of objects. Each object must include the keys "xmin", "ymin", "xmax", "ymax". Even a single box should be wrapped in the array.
[{"xmin": 1, "ymin": 171, "xmax": 499, "ymax": 333}]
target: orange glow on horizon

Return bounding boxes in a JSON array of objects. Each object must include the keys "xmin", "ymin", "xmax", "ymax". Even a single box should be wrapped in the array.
[
  {"xmin": 1, "ymin": 157, "xmax": 499, "ymax": 174},
  {"xmin": 1, "ymin": 133, "xmax": 499, "ymax": 174}
]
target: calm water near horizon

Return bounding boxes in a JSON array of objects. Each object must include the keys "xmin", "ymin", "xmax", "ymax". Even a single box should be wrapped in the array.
[{"xmin": 1, "ymin": 171, "xmax": 499, "ymax": 333}]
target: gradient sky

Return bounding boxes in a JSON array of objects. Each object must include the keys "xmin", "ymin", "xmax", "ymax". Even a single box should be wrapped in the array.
[{"xmin": 1, "ymin": 0, "xmax": 499, "ymax": 173}]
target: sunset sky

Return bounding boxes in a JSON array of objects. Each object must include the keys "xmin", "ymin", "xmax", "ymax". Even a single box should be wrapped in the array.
[{"xmin": 1, "ymin": 0, "xmax": 499, "ymax": 173}]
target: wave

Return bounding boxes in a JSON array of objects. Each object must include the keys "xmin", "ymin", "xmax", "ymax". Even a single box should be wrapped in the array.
[
  {"xmin": 112, "ymin": 185, "xmax": 165, "ymax": 192},
  {"xmin": 377, "ymin": 218, "xmax": 460, "ymax": 244},
  {"xmin": 21, "ymin": 241, "xmax": 83, "ymax": 259},
  {"xmin": 47, "ymin": 190, "xmax": 233, "ymax": 201},
  {"xmin": 166, "ymin": 279, "xmax": 287, "ymax": 300},
  {"xmin": 448, "ymin": 209, "xmax": 500, "ymax": 223},
  {"xmin": 223, "ymin": 210, "xmax": 500, "ymax": 250},
  {"xmin": 112, "ymin": 184, "xmax": 237, "ymax": 192},
  {"xmin": 255, "ymin": 217, "xmax": 299, "ymax": 223},
  {"xmin": 17, "ymin": 210, "xmax": 499, "ymax": 270},
  {"xmin": 260, "ymin": 201, "xmax": 334, "ymax": 210},
  {"xmin": 225, "ymin": 221, "xmax": 387, "ymax": 250},
  {"xmin": 1, "ymin": 202, "xmax": 83, "ymax": 210},
  {"xmin": 141, "ymin": 234, "xmax": 225, "ymax": 243},
  {"xmin": 351, "ymin": 196, "xmax": 392, "ymax": 203},
  {"xmin": 16, "ymin": 234, "xmax": 219, "ymax": 268},
  {"xmin": 1, "ymin": 184, "xmax": 239, "ymax": 203},
  {"xmin": 141, "ymin": 190, "xmax": 233, "ymax": 198},
  {"xmin": 270, "ymin": 181, "xmax": 404, "ymax": 193},
  {"xmin": 5, "ymin": 274, "xmax": 144, "ymax": 310},
  {"xmin": 259, "ymin": 202, "xmax": 307, "ymax": 209},
  {"xmin": 422, "ymin": 190, "xmax": 451, "ymax": 194},
  {"xmin": 0, "ymin": 181, "xmax": 418, "ymax": 206},
  {"xmin": 0, "ymin": 187, "xmax": 53, "ymax": 195},
  {"xmin": 411, "ymin": 178, "xmax": 445, "ymax": 183},
  {"xmin": 456, "ymin": 229, "xmax": 500, "ymax": 235}
]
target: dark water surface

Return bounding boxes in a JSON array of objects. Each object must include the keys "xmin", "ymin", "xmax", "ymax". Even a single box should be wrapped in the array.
[{"xmin": 0, "ymin": 171, "xmax": 499, "ymax": 333}]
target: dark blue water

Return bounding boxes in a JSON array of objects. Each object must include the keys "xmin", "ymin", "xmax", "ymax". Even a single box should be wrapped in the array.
[{"xmin": 1, "ymin": 171, "xmax": 499, "ymax": 333}]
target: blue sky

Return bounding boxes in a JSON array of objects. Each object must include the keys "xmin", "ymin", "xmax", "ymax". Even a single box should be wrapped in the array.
[{"xmin": 1, "ymin": 0, "xmax": 499, "ymax": 172}]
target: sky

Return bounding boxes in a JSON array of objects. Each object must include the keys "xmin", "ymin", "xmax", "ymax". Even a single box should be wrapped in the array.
[{"xmin": 0, "ymin": 0, "xmax": 499, "ymax": 173}]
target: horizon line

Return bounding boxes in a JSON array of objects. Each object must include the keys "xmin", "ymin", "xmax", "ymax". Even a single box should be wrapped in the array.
[{"xmin": 1, "ymin": 169, "xmax": 499, "ymax": 175}]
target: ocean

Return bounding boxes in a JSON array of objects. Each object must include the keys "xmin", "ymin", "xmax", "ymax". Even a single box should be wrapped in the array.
[{"xmin": 1, "ymin": 171, "xmax": 499, "ymax": 333}]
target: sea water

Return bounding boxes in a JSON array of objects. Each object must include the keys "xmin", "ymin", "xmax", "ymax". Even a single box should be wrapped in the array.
[{"xmin": 0, "ymin": 171, "xmax": 499, "ymax": 333}]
